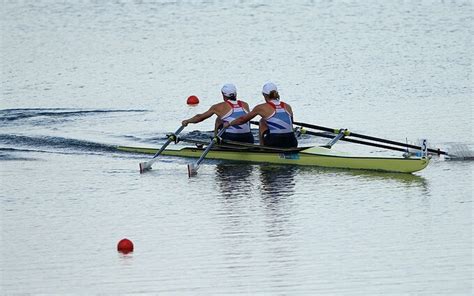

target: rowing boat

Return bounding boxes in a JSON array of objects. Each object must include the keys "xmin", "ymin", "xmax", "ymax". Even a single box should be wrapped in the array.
[{"xmin": 118, "ymin": 142, "xmax": 430, "ymax": 173}]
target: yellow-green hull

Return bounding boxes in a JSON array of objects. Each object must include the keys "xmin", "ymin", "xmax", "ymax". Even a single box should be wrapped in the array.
[{"xmin": 118, "ymin": 145, "xmax": 429, "ymax": 173}]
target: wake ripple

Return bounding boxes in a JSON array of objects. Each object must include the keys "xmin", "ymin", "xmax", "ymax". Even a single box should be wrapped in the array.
[
  {"xmin": 0, "ymin": 134, "xmax": 117, "ymax": 154},
  {"xmin": 0, "ymin": 108, "xmax": 147, "ymax": 123}
]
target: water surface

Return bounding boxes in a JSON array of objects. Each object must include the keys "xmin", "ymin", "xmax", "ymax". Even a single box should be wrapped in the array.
[{"xmin": 1, "ymin": 0, "xmax": 472, "ymax": 294}]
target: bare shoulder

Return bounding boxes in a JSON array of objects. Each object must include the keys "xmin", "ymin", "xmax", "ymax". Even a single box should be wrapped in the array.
[
  {"xmin": 213, "ymin": 101, "xmax": 232, "ymax": 117},
  {"xmin": 251, "ymin": 102, "xmax": 273, "ymax": 117},
  {"xmin": 240, "ymin": 100, "xmax": 250, "ymax": 108},
  {"xmin": 211, "ymin": 101, "xmax": 226, "ymax": 111},
  {"xmin": 283, "ymin": 101, "xmax": 293, "ymax": 112},
  {"xmin": 240, "ymin": 100, "xmax": 251, "ymax": 111},
  {"xmin": 253, "ymin": 102, "xmax": 268, "ymax": 110}
]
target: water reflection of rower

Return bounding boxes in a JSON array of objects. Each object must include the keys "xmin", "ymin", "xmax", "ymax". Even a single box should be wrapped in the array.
[
  {"xmin": 258, "ymin": 165, "xmax": 297, "ymax": 253},
  {"xmin": 215, "ymin": 163, "xmax": 255, "ymax": 199},
  {"xmin": 259, "ymin": 165, "xmax": 298, "ymax": 200}
]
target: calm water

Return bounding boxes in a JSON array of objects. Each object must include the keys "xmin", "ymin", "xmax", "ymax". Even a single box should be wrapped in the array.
[{"xmin": 1, "ymin": 0, "xmax": 472, "ymax": 294}]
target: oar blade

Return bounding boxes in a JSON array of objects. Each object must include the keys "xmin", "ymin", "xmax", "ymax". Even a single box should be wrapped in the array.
[
  {"xmin": 139, "ymin": 161, "xmax": 153, "ymax": 173},
  {"xmin": 187, "ymin": 163, "xmax": 199, "ymax": 177},
  {"xmin": 445, "ymin": 144, "xmax": 474, "ymax": 161},
  {"xmin": 137, "ymin": 125, "xmax": 186, "ymax": 174}
]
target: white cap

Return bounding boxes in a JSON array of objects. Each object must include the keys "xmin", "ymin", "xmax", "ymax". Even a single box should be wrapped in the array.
[
  {"xmin": 221, "ymin": 83, "xmax": 237, "ymax": 97},
  {"xmin": 262, "ymin": 82, "xmax": 278, "ymax": 95}
]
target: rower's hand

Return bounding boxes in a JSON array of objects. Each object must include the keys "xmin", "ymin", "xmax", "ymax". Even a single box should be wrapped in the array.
[
  {"xmin": 182, "ymin": 120, "xmax": 189, "ymax": 126},
  {"xmin": 222, "ymin": 121, "xmax": 231, "ymax": 128}
]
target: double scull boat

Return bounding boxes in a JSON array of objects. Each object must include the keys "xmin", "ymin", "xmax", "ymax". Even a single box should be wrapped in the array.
[{"xmin": 118, "ymin": 140, "xmax": 430, "ymax": 173}]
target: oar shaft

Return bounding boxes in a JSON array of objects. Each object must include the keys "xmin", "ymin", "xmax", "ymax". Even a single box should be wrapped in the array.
[
  {"xmin": 293, "ymin": 121, "xmax": 334, "ymax": 133},
  {"xmin": 139, "ymin": 125, "xmax": 186, "ymax": 173},
  {"xmin": 322, "ymin": 130, "xmax": 346, "ymax": 148},
  {"xmin": 194, "ymin": 127, "xmax": 227, "ymax": 167},
  {"xmin": 152, "ymin": 125, "xmax": 186, "ymax": 158},
  {"xmin": 294, "ymin": 121, "xmax": 447, "ymax": 155},
  {"xmin": 195, "ymin": 138, "xmax": 216, "ymax": 166}
]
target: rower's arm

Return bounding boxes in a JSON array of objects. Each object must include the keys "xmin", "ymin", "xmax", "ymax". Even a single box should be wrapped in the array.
[
  {"xmin": 182, "ymin": 106, "xmax": 216, "ymax": 126},
  {"xmin": 285, "ymin": 103, "xmax": 295, "ymax": 122},
  {"xmin": 227, "ymin": 105, "xmax": 263, "ymax": 126},
  {"xmin": 241, "ymin": 101, "xmax": 251, "ymax": 113}
]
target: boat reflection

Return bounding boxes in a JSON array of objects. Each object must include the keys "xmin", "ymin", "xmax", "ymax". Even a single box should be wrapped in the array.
[
  {"xmin": 215, "ymin": 162, "xmax": 430, "ymax": 198},
  {"xmin": 297, "ymin": 165, "xmax": 429, "ymax": 187}
]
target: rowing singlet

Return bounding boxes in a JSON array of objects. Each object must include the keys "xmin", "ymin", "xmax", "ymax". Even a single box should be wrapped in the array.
[
  {"xmin": 265, "ymin": 100, "xmax": 294, "ymax": 134},
  {"xmin": 221, "ymin": 100, "xmax": 251, "ymax": 134}
]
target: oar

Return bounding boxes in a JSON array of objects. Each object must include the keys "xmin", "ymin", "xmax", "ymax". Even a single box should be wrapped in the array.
[
  {"xmin": 301, "ymin": 129, "xmax": 409, "ymax": 153},
  {"xmin": 293, "ymin": 121, "xmax": 448, "ymax": 155},
  {"xmin": 187, "ymin": 127, "xmax": 227, "ymax": 177},
  {"xmin": 250, "ymin": 120, "xmax": 408, "ymax": 153},
  {"xmin": 139, "ymin": 125, "xmax": 185, "ymax": 173},
  {"xmin": 321, "ymin": 129, "xmax": 347, "ymax": 148}
]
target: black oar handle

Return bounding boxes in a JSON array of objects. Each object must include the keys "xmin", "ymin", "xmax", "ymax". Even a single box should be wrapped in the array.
[{"xmin": 294, "ymin": 121, "xmax": 447, "ymax": 155}]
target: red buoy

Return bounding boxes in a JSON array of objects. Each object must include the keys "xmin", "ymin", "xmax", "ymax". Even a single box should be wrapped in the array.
[
  {"xmin": 186, "ymin": 95, "xmax": 199, "ymax": 105},
  {"xmin": 117, "ymin": 238, "xmax": 134, "ymax": 254}
]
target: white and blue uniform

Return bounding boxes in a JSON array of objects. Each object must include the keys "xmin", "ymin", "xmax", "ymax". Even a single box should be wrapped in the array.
[
  {"xmin": 220, "ymin": 100, "xmax": 254, "ymax": 143},
  {"xmin": 265, "ymin": 100, "xmax": 294, "ymax": 133},
  {"xmin": 263, "ymin": 100, "xmax": 297, "ymax": 148}
]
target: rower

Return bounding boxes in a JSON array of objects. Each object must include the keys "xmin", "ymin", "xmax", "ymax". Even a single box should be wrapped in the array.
[
  {"xmin": 182, "ymin": 83, "xmax": 255, "ymax": 144},
  {"xmin": 223, "ymin": 82, "xmax": 298, "ymax": 148}
]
